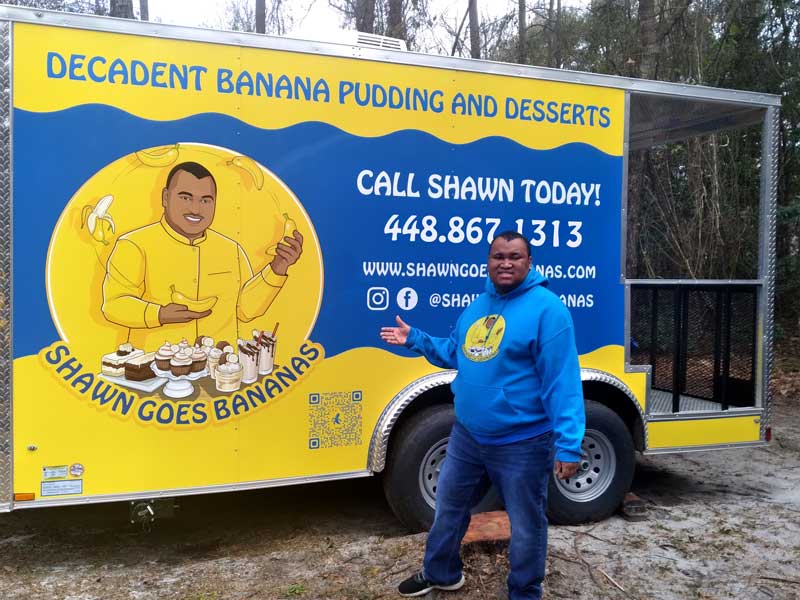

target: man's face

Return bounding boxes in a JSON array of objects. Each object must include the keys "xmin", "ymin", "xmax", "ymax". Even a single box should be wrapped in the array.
[
  {"xmin": 162, "ymin": 170, "xmax": 216, "ymax": 239},
  {"xmin": 488, "ymin": 237, "xmax": 532, "ymax": 293}
]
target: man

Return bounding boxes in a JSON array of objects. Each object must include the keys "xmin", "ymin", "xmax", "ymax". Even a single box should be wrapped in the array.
[
  {"xmin": 102, "ymin": 161, "xmax": 302, "ymax": 349},
  {"xmin": 380, "ymin": 231, "xmax": 585, "ymax": 599}
]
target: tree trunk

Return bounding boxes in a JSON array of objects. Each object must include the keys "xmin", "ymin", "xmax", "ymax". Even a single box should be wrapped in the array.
[
  {"xmin": 468, "ymin": 0, "xmax": 480, "ymax": 58},
  {"xmin": 638, "ymin": 0, "xmax": 658, "ymax": 78},
  {"xmin": 109, "ymin": 0, "xmax": 134, "ymax": 19},
  {"xmin": 518, "ymin": 0, "xmax": 526, "ymax": 64},
  {"xmin": 355, "ymin": 0, "xmax": 376, "ymax": 34},
  {"xmin": 554, "ymin": 0, "xmax": 562, "ymax": 68},
  {"xmin": 546, "ymin": 0, "xmax": 554, "ymax": 66},
  {"xmin": 139, "ymin": 0, "xmax": 148, "ymax": 21},
  {"xmin": 387, "ymin": 0, "xmax": 405, "ymax": 40},
  {"xmin": 256, "ymin": 0, "xmax": 266, "ymax": 33}
]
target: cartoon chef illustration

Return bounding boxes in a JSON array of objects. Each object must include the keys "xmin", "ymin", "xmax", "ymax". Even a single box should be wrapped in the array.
[
  {"xmin": 101, "ymin": 161, "xmax": 303, "ymax": 349},
  {"xmin": 464, "ymin": 314, "xmax": 505, "ymax": 360}
]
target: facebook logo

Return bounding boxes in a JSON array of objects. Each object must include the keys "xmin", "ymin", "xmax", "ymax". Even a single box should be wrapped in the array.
[{"xmin": 396, "ymin": 287, "xmax": 418, "ymax": 310}]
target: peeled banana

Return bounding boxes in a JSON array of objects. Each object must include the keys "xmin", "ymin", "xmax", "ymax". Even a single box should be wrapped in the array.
[
  {"xmin": 169, "ymin": 285, "xmax": 218, "ymax": 311},
  {"xmin": 227, "ymin": 155, "xmax": 265, "ymax": 190},
  {"xmin": 266, "ymin": 213, "xmax": 298, "ymax": 256},
  {"xmin": 136, "ymin": 144, "xmax": 180, "ymax": 167},
  {"xmin": 81, "ymin": 194, "xmax": 116, "ymax": 245}
]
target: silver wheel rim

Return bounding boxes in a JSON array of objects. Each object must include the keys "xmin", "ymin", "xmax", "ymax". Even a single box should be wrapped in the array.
[
  {"xmin": 418, "ymin": 438, "xmax": 448, "ymax": 509},
  {"xmin": 554, "ymin": 429, "xmax": 616, "ymax": 502}
]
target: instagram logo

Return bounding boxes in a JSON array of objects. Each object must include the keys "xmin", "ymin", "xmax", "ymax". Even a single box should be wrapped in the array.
[{"xmin": 367, "ymin": 287, "xmax": 390, "ymax": 311}]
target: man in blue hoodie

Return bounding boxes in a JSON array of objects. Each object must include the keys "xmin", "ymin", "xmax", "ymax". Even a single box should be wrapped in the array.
[{"xmin": 380, "ymin": 231, "xmax": 585, "ymax": 600}]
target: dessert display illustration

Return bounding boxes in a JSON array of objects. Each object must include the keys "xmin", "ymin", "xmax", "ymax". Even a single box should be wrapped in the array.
[
  {"xmin": 97, "ymin": 326, "xmax": 281, "ymax": 399},
  {"xmin": 124, "ymin": 352, "xmax": 156, "ymax": 382},
  {"xmin": 215, "ymin": 353, "xmax": 243, "ymax": 393},
  {"xmin": 239, "ymin": 340, "xmax": 259, "ymax": 384},
  {"xmin": 101, "ymin": 343, "xmax": 143, "ymax": 377},
  {"xmin": 255, "ymin": 327, "xmax": 277, "ymax": 375}
]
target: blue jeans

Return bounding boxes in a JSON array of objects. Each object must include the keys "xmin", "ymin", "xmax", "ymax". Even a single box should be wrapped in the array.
[{"xmin": 422, "ymin": 422, "xmax": 555, "ymax": 600}]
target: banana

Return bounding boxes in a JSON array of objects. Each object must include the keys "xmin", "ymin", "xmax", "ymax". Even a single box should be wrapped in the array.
[
  {"xmin": 136, "ymin": 144, "xmax": 180, "ymax": 167},
  {"xmin": 169, "ymin": 285, "xmax": 218, "ymax": 312},
  {"xmin": 266, "ymin": 212, "xmax": 298, "ymax": 256},
  {"xmin": 227, "ymin": 155, "xmax": 265, "ymax": 190},
  {"xmin": 81, "ymin": 194, "xmax": 116, "ymax": 245}
]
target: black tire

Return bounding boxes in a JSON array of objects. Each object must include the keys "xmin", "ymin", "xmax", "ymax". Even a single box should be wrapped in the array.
[
  {"xmin": 382, "ymin": 404, "xmax": 501, "ymax": 532},
  {"xmin": 547, "ymin": 400, "xmax": 635, "ymax": 525}
]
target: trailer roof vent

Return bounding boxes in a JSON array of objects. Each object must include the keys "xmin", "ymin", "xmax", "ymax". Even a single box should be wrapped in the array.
[
  {"xmin": 289, "ymin": 28, "xmax": 408, "ymax": 51},
  {"xmin": 352, "ymin": 32, "xmax": 408, "ymax": 51}
]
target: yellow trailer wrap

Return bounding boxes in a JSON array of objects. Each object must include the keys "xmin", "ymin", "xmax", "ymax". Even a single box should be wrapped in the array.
[{"xmin": 0, "ymin": 6, "xmax": 780, "ymax": 530}]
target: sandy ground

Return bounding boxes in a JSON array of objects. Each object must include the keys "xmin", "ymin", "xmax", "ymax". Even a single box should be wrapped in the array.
[{"xmin": 1, "ymin": 364, "xmax": 798, "ymax": 600}]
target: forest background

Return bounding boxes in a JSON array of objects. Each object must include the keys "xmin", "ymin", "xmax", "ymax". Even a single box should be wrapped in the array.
[{"xmin": 5, "ymin": 0, "xmax": 798, "ymax": 341}]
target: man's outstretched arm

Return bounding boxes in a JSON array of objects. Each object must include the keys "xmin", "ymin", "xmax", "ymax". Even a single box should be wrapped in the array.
[
  {"xmin": 381, "ymin": 315, "xmax": 460, "ymax": 370},
  {"xmin": 237, "ymin": 231, "xmax": 303, "ymax": 322}
]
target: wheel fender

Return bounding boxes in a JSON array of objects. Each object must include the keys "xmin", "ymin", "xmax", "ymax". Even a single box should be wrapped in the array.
[
  {"xmin": 367, "ymin": 371, "xmax": 456, "ymax": 473},
  {"xmin": 581, "ymin": 368, "xmax": 645, "ymax": 422}
]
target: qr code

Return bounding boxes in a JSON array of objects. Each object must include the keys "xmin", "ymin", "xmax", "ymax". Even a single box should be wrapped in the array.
[{"xmin": 308, "ymin": 391, "xmax": 363, "ymax": 449}]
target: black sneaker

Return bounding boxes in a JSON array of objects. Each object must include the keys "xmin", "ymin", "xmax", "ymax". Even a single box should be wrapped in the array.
[{"xmin": 398, "ymin": 572, "xmax": 465, "ymax": 597}]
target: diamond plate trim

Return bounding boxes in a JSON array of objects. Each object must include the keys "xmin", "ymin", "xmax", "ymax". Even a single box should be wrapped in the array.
[
  {"xmin": 367, "ymin": 367, "xmax": 647, "ymax": 472},
  {"xmin": 0, "ymin": 20, "xmax": 13, "ymax": 511},
  {"xmin": 759, "ymin": 106, "xmax": 779, "ymax": 439}
]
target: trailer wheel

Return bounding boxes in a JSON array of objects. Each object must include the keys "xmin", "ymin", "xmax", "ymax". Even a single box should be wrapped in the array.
[
  {"xmin": 547, "ymin": 400, "xmax": 635, "ymax": 525},
  {"xmin": 383, "ymin": 403, "xmax": 500, "ymax": 532}
]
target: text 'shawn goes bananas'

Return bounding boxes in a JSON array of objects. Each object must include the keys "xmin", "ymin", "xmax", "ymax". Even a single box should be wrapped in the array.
[
  {"xmin": 228, "ymin": 155, "xmax": 265, "ymax": 190},
  {"xmin": 136, "ymin": 144, "xmax": 180, "ymax": 168},
  {"xmin": 81, "ymin": 194, "xmax": 116, "ymax": 245},
  {"xmin": 169, "ymin": 285, "xmax": 218, "ymax": 312},
  {"xmin": 266, "ymin": 213, "xmax": 298, "ymax": 256}
]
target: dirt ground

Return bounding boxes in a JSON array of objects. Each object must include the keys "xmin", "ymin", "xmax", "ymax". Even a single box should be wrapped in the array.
[{"xmin": 1, "ymin": 358, "xmax": 799, "ymax": 600}]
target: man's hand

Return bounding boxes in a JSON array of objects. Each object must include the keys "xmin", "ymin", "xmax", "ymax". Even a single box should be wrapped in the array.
[
  {"xmin": 380, "ymin": 316, "xmax": 411, "ymax": 346},
  {"xmin": 270, "ymin": 230, "xmax": 304, "ymax": 276},
  {"xmin": 554, "ymin": 461, "xmax": 580, "ymax": 480},
  {"xmin": 159, "ymin": 303, "xmax": 212, "ymax": 324}
]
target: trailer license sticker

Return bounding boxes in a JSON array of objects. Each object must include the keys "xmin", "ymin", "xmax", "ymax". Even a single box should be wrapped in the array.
[
  {"xmin": 41, "ymin": 479, "xmax": 83, "ymax": 497},
  {"xmin": 42, "ymin": 465, "xmax": 68, "ymax": 480}
]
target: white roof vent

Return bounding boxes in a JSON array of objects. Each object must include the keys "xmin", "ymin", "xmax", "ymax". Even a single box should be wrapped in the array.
[
  {"xmin": 286, "ymin": 28, "xmax": 408, "ymax": 51},
  {"xmin": 351, "ymin": 32, "xmax": 407, "ymax": 51}
]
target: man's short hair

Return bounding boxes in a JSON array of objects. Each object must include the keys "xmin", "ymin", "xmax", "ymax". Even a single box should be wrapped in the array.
[
  {"xmin": 165, "ymin": 161, "xmax": 217, "ymax": 192},
  {"xmin": 490, "ymin": 230, "xmax": 532, "ymax": 257}
]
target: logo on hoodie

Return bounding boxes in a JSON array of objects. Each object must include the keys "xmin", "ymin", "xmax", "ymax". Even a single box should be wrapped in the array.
[{"xmin": 462, "ymin": 314, "xmax": 506, "ymax": 362}]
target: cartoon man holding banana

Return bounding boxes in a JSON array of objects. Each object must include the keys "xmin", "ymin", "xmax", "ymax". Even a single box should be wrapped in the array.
[{"xmin": 101, "ymin": 161, "xmax": 303, "ymax": 349}]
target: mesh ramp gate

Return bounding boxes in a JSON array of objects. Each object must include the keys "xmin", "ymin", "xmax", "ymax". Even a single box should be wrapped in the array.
[{"xmin": 630, "ymin": 284, "xmax": 757, "ymax": 413}]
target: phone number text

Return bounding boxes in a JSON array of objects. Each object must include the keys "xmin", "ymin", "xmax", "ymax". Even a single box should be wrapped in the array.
[{"xmin": 383, "ymin": 214, "xmax": 583, "ymax": 248}]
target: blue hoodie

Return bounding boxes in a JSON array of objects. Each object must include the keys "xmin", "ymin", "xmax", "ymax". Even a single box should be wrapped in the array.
[{"xmin": 404, "ymin": 269, "xmax": 585, "ymax": 463}]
